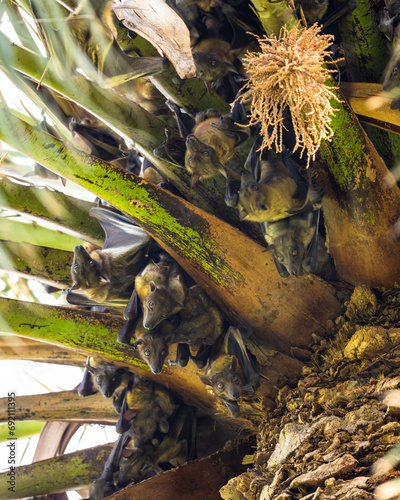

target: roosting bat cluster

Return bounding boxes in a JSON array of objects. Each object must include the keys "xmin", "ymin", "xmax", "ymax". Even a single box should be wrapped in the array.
[
  {"xmin": 18, "ymin": 0, "xmax": 363, "ymax": 495},
  {"xmin": 68, "ymin": 206, "xmax": 259, "ymax": 418},
  {"xmin": 78, "ymin": 357, "xmax": 196, "ymax": 498},
  {"xmin": 68, "ymin": 206, "xmax": 259, "ymax": 496}
]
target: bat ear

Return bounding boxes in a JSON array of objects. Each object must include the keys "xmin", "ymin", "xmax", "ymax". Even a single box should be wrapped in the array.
[
  {"xmin": 239, "ymin": 209, "xmax": 248, "ymax": 221},
  {"xmin": 198, "ymin": 374, "xmax": 212, "ymax": 386},
  {"xmin": 191, "ymin": 173, "xmax": 200, "ymax": 188},
  {"xmin": 132, "ymin": 339, "xmax": 144, "ymax": 349},
  {"xmin": 262, "ymin": 244, "xmax": 275, "ymax": 252},
  {"xmin": 69, "ymin": 283, "xmax": 80, "ymax": 291},
  {"xmin": 149, "ymin": 281, "xmax": 157, "ymax": 292},
  {"xmin": 243, "ymin": 384, "xmax": 255, "ymax": 393},
  {"xmin": 230, "ymin": 356, "xmax": 238, "ymax": 371},
  {"xmin": 86, "ymin": 364, "xmax": 95, "ymax": 374},
  {"xmin": 292, "ymin": 227, "xmax": 301, "ymax": 239}
]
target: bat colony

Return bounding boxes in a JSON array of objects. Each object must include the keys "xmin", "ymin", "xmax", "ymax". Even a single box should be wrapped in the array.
[{"xmin": 25, "ymin": 0, "xmax": 366, "ymax": 494}]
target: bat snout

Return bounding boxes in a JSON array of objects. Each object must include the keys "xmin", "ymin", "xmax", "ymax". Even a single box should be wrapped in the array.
[{"xmin": 227, "ymin": 386, "xmax": 241, "ymax": 401}]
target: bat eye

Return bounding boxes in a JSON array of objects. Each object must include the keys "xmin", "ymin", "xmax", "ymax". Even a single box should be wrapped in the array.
[
  {"xmin": 202, "ymin": 151, "xmax": 209, "ymax": 156},
  {"xmin": 232, "ymin": 376, "xmax": 240, "ymax": 384},
  {"xmin": 161, "ymin": 349, "xmax": 167, "ymax": 356},
  {"xmin": 198, "ymin": 69, "xmax": 204, "ymax": 77},
  {"xmin": 73, "ymin": 264, "xmax": 79, "ymax": 271},
  {"xmin": 217, "ymin": 382, "xmax": 225, "ymax": 390},
  {"xmin": 210, "ymin": 59, "xmax": 218, "ymax": 67},
  {"xmin": 96, "ymin": 376, "xmax": 102, "ymax": 383},
  {"xmin": 144, "ymin": 348, "xmax": 151, "ymax": 357},
  {"xmin": 89, "ymin": 260, "xmax": 96, "ymax": 267},
  {"xmin": 292, "ymin": 249, "xmax": 298, "ymax": 256},
  {"xmin": 251, "ymin": 184, "xmax": 259, "ymax": 191},
  {"xmin": 278, "ymin": 256, "xmax": 284, "ymax": 263},
  {"xmin": 259, "ymin": 204, "xmax": 267, "ymax": 211},
  {"xmin": 393, "ymin": 67, "xmax": 398, "ymax": 76},
  {"xmin": 161, "ymin": 314, "xmax": 167, "ymax": 319},
  {"xmin": 148, "ymin": 301, "xmax": 154, "ymax": 310}
]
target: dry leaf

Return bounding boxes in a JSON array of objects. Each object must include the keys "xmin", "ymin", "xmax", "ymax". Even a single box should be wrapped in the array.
[{"xmin": 112, "ymin": 0, "xmax": 196, "ymax": 79}]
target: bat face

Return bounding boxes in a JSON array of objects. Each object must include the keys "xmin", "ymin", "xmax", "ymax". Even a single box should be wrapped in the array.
[
  {"xmin": 211, "ymin": 367, "xmax": 243, "ymax": 401},
  {"xmin": 185, "ymin": 135, "xmax": 221, "ymax": 184},
  {"xmin": 134, "ymin": 333, "xmax": 170, "ymax": 375},
  {"xmin": 117, "ymin": 444, "xmax": 156, "ymax": 488},
  {"xmin": 237, "ymin": 171, "xmax": 270, "ymax": 222},
  {"xmin": 142, "ymin": 286, "xmax": 177, "ymax": 330},
  {"xmin": 193, "ymin": 51, "xmax": 230, "ymax": 82},
  {"xmin": 272, "ymin": 233, "xmax": 306, "ymax": 276},
  {"xmin": 89, "ymin": 476, "xmax": 117, "ymax": 500},
  {"xmin": 88, "ymin": 364, "xmax": 128, "ymax": 399},
  {"xmin": 71, "ymin": 245, "xmax": 103, "ymax": 288}
]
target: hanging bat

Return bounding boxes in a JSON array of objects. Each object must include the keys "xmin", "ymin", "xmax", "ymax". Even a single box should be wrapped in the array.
[
  {"xmin": 116, "ymin": 374, "xmax": 177, "ymax": 448},
  {"xmin": 118, "ymin": 315, "xmax": 179, "ymax": 375},
  {"xmin": 67, "ymin": 206, "xmax": 152, "ymax": 308},
  {"xmin": 89, "ymin": 430, "xmax": 130, "ymax": 500},
  {"xmin": 192, "ymin": 37, "xmax": 240, "ymax": 86},
  {"xmin": 169, "ymin": 285, "xmax": 225, "ymax": 368},
  {"xmin": 69, "ymin": 118, "xmax": 123, "ymax": 162},
  {"xmin": 124, "ymin": 252, "xmax": 186, "ymax": 330},
  {"xmin": 197, "ymin": 326, "xmax": 259, "ymax": 418},
  {"xmin": 78, "ymin": 356, "xmax": 131, "ymax": 413},
  {"xmin": 184, "ymin": 104, "xmax": 249, "ymax": 188},
  {"xmin": 226, "ymin": 134, "xmax": 324, "ymax": 223},
  {"xmin": 116, "ymin": 403, "xmax": 197, "ymax": 489}
]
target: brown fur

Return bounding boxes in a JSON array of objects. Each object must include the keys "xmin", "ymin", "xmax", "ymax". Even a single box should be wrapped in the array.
[
  {"xmin": 175, "ymin": 285, "xmax": 224, "ymax": 345},
  {"xmin": 135, "ymin": 253, "xmax": 186, "ymax": 330},
  {"xmin": 70, "ymin": 241, "xmax": 146, "ymax": 304},
  {"xmin": 184, "ymin": 110, "xmax": 242, "ymax": 184},
  {"xmin": 118, "ymin": 376, "xmax": 177, "ymax": 448},
  {"xmin": 133, "ymin": 317, "xmax": 177, "ymax": 374}
]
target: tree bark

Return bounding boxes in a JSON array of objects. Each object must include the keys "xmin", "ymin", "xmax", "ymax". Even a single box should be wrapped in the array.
[
  {"xmin": 107, "ymin": 444, "xmax": 253, "ymax": 500},
  {"xmin": 316, "ymin": 87, "xmax": 400, "ymax": 288},
  {"xmin": 0, "ymin": 336, "xmax": 86, "ymax": 366},
  {"xmin": 0, "ymin": 241, "xmax": 73, "ymax": 288},
  {"xmin": 0, "ymin": 177, "xmax": 103, "ymax": 245},
  {"xmin": 0, "ymin": 443, "xmax": 113, "ymax": 499}
]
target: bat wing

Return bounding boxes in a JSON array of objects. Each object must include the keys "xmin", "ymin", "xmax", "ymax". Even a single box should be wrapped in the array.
[
  {"xmin": 226, "ymin": 326, "xmax": 259, "ymax": 391},
  {"xmin": 244, "ymin": 132, "xmax": 262, "ymax": 178},
  {"xmin": 89, "ymin": 207, "xmax": 152, "ymax": 251},
  {"xmin": 77, "ymin": 357, "xmax": 97, "ymax": 397},
  {"xmin": 302, "ymin": 209, "xmax": 321, "ymax": 273}
]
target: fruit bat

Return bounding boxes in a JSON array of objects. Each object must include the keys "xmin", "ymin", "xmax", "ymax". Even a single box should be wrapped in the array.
[
  {"xmin": 69, "ymin": 118, "xmax": 123, "ymax": 162},
  {"xmin": 226, "ymin": 134, "xmax": 324, "ymax": 223},
  {"xmin": 116, "ymin": 403, "xmax": 197, "ymax": 488},
  {"xmin": 197, "ymin": 326, "xmax": 259, "ymax": 418},
  {"xmin": 261, "ymin": 209, "xmax": 321, "ymax": 277},
  {"xmin": 89, "ymin": 430, "xmax": 128, "ymax": 500},
  {"xmin": 124, "ymin": 252, "xmax": 186, "ymax": 330},
  {"xmin": 67, "ymin": 206, "xmax": 152, "ymax": 308},
  {"xmin": 78, "ymin": 356, "xmax": 131, "ymax": 413},
  {"xmin": 192, "ymin": 37, "xmax": 240, "ymax": 86},
  {"xmin": 118, "ymin": 315, "xmax": 179, "ymax": 375},
  {"xmin": 184, "ymin": 105, "xmax": 249, "ymax": 188},
  {"xmin": 116, "ymin": 374, "xmax": 177, "ymax": 448},
  {"xmin": 170, "ymin": 285, "xmax": 225, "ymax": 368}
]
